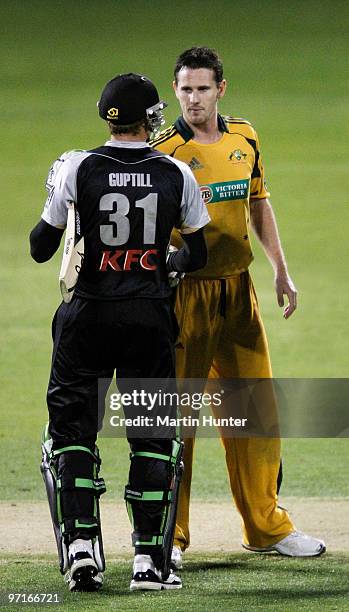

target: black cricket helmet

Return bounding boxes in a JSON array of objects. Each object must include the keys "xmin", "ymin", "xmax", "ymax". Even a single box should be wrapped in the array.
[{"xmin": 98, "ymin": 72, "xmax": 167, "ymax": 132}]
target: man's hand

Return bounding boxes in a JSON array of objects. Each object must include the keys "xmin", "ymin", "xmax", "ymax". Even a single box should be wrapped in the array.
[
  {"xmin": 250, "ymin": 199, "xmax": 297, "ymax": 319},
  {"xmin": 275, "ymin": 271, "xmax": 297, "ymax": 319},
  {"xmin": 166, "ymin": 245, "xmax": 185, "ymax": 287},
  {"xmin": 166, "ymin": 229, "xmax": 207, "ymax": 276},
  {"xmin": 168, "ymin": 270, "xmax": 185, "ymax": 288}
]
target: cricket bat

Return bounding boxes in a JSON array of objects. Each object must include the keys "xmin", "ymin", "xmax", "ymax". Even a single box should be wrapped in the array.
[{"xmin": 59, "ymin": 203, "xmax": 84, "ymax": 303}]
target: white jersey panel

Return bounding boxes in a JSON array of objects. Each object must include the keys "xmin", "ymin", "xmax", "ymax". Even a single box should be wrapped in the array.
[
  {"xmin": 42, "ymin": 150, "xmax": 92, "ymax": 228},
  {"xmin": 167, "ymin": 156, "xmax": 210, "ymax": 234}
]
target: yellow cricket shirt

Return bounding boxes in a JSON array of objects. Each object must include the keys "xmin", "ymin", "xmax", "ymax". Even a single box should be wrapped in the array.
[{"xmin": 151, "ymin": 115, "xmax": 270, "ymax": 278}]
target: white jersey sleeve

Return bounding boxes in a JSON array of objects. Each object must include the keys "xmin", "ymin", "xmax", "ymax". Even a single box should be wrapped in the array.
[
  {"xmin": 41, "ymin": 150, "xmax": 91, "ymax": 227},
  {"xmin": 168, "ymin": 157, "xmax": 210, "ymax": 234}
]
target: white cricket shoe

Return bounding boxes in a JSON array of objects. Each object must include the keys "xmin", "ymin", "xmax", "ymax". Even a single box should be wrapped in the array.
[
  {"xmin": 65, "ymin": 539, "xmax": 103, "ymax": 591},
  {"xmin": 243, "ymin": 531, "xmax": 326, "ymax": 557},
  {"xmin": 130, "ymin": 554, "xmax": 182, "ymax": 591},
  {"xmin": 171, "ymin": 545, "xmax": 183, "ymax": 570}
]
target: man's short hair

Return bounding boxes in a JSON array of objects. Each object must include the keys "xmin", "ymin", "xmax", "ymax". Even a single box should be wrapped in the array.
[
  {"xmin": 108, "ymin": 117, "xmax": 151, "ymax": 136},
  {"xmin": 174, "ymin": 47, "xmax": 223, "ymax": 84}
]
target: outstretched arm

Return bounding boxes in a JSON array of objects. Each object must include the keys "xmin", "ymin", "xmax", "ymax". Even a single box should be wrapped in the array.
[{"xmin": 250, "ymin": 198, "xmax": 297, "ymax": 319}]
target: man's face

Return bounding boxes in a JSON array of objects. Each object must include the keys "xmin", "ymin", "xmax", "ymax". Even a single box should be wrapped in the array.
[{"xmin": 173, "ymin": 67, "xmax": 226, "ymax": 127}]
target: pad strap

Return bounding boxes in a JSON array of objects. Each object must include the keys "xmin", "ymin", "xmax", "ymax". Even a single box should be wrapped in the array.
[
  {"xmin": 50, "ymin": 444, "xmax": 106, "ymax": 537},
  {"xmin": 132, "ymin": 533, "xmax": 164, "ymax": 546},
  {"xmin": 57, "ymin": 476, "xmax": 106, "ymax": 497},
  {"xmin": 125, "ymin": 487, "xmax": 172, "ymax": 502},
  {"xmin": 51, "ymin": 445, "xmax": 100, "ymax": 463},
  {"xmin": 126, "ymin": 439, "xmax": 183, "ymax": 559},
  {"xmin": 61, "ymin": 517, "xmax": 99, "ymax": 535},
  {"xmin": 130, "ymin": 439, "xmax": 182, "ymax": 465}
]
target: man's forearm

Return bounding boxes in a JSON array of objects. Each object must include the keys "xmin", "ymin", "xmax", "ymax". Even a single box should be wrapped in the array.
[
  {"xmin": 250, "ymin": 198, "xmax": 288, "ymax": 273},
  {"xmin": 167, "ymin": 228, "xmax": 207, "ymax": 273},
  {"xmin": 250, "ymin": 198, "xmax": 297, "ymax": 318},
  {"xmin": 30, "ymin": 219, "xmax": 64, "ymax": 263}
]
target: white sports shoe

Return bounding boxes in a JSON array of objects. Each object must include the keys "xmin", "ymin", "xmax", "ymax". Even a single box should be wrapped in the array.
[
  {"xmin": 130, "ymin": 554, "xmax": 182, "ymax": 591},
  {"xmin": 65, "ymin": 539, "xmax": 103, "ymax": 591},
  {"xmin": 243, "ymin": 531, "xmax": 326, "ymax": 557},
  {"xmin": 171, "ymin": 545, "xmax": 183, "ymax": 570}
]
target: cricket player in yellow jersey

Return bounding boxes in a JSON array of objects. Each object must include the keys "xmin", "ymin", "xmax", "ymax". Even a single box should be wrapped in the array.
[{"xmin": 152, "ymin": 47, "xmax": 326, "ymax": 565}]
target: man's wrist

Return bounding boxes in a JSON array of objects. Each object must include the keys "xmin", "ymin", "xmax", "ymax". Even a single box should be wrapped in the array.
[
  {"xmin": 275, "ymin": 267, "xmax": 288, "ymax": 277},
  {"xmin": 273, "ymin": 258, "xmax": 288, "ymax": 276}
]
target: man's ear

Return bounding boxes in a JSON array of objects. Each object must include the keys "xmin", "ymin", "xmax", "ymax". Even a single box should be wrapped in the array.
[
  {"xmin": 217, "ymin": 79, "xmax": 227, "ymax": 99},
  {"xmin": 172, "ymin": 80, "xmax": 178, "ymax": 97}
]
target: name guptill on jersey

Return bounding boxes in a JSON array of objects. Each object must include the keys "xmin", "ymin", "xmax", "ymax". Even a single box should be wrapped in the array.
[{"xmin": 109, "ymin": 173, "xmax": 152, "ymax": 187}]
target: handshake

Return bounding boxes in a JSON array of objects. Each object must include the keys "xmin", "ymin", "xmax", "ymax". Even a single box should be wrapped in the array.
[{"xmin": 166, "ymin": 245, "xmax": 185, "ymax": 287}]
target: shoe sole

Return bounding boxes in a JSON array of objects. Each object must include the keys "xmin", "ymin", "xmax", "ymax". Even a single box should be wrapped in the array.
[
  {"xmin": 242, "ymin": 543, "xmax": 327, "ymax": 557},
  {"xmin": 67, "ymin": 564, "xmax": 103, "ymax": 592},
  {"xmin": 242, "ymin": 543, "xmax": 281, "ymax": 553},
  {"xmin": 274, "ymin": 544, "xmax": 326, "ymax": 557},
  {"xmin": 130, "ymin": 580, "xmax": 162, "ymax": 591},
  {"xmin": 130, "ymin": 580, "xmax": 182, "ymax": 591}
]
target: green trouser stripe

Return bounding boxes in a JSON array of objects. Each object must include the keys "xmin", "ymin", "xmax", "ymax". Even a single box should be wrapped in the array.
[
  {"xmin": 51, "ymin": 445, "xmax": 97, "ymax": 460},
  {"xmin": 126, "ymin": 490, "xmax": 171, "ymax": 501},
  {"xmin": 135, "ymin": 536, "xmax": 163, "ymax": 546},
  {"xmin": 131, "ymin": 451, "xmax": 171, "ymax": 462}
]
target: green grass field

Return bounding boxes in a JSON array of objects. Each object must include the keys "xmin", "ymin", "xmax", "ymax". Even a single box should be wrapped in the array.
[
  {"xmin": 1, "ymin": 553, "xmax": 348, "ymax": 612},
  {"xmin": 1, "ymin": 0, "xmax": 348, "ymax": 609}
]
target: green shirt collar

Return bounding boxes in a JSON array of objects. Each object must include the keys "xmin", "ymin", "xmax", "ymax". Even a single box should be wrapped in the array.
[{"xmin": 174, "ymin": 114, "xmax": 229, "ymax": 142}]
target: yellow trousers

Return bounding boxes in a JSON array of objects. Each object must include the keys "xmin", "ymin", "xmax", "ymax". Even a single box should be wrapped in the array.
[{"xmin": 174, "ymin": 272, "xmax": 294, "ymax": 549}]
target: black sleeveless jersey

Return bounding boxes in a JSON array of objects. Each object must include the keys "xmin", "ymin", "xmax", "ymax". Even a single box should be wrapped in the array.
[{"xmin": 42, "ymin": 142, "xmax": 209, "ymax": 299}]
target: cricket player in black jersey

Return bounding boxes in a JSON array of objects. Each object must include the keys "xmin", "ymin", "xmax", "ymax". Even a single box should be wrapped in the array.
[{"xmin": 30, "ymin": 73, "xmax": 210, "ymax": 593}]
